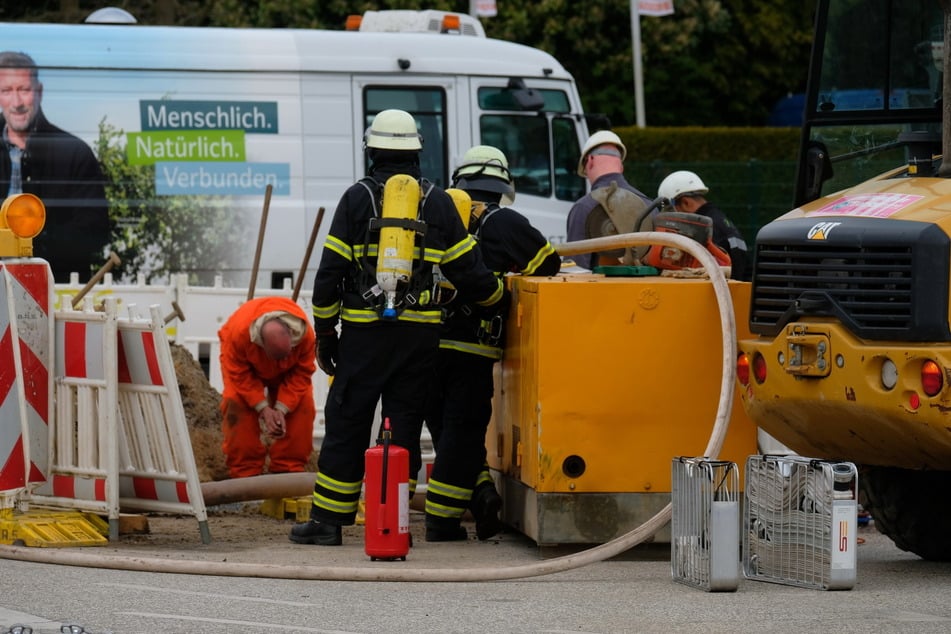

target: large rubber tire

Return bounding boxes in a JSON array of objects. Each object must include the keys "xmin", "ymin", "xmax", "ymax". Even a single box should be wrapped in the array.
[{"xmin": 859, "ymin": 466, "xmax": 951, "ymax": 561}]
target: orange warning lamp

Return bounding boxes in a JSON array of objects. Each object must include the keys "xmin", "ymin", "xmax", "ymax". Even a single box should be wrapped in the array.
[
  {"xmin": 441, "ymin": 14, "xmax": 461, "ymax": 33},
  {"xmin": 0, "ymin": 193, "xmax": 46, "ymax": 257}
]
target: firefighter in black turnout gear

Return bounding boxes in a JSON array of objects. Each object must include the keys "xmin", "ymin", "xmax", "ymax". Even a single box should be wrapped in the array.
[
  {"xmin": 290, "ymin": 111, "xmax": 504, "ymax": 546},
  {"xmin": 424, "ymin": 145, "xmax": 561, "ymax": 541}
]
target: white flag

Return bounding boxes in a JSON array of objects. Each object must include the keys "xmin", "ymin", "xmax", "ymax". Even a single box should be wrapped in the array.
[
  {"xmin": 474, "ymin": 0, "xmax": 498, "ymax": 17},
  {"xmin": 639, "ymin": 0, "xmax": 675, "ymax": 16}
]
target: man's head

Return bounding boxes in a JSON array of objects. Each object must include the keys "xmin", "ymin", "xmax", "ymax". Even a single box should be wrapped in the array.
[
  {"xmin": 451, "ymin": 144, "xmax": 515, "ymax": 206},
  {"xmin": 260, "ymin": 317, "xmax": 293, "ymax": 360},
  {"xmin": 577, "ymin": 130, "xmax": 626, "ymax": 179},
  {"xmin": 658, "ymin": 170, "xmax": 709, "ymax": 213},
  {"xmin": 0, "ymin": 51, "xmax": 41, "ymax": 136}
]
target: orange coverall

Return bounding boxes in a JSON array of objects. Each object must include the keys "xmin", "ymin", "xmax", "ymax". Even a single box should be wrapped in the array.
[{"xmin": 218, "ymin": 296, "xmax": 317, "ymax": 478}]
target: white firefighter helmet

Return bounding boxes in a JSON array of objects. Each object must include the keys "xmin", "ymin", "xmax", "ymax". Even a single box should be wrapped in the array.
[
  {"xmin": 658, "ymin": 170, "xmax": 709, "ymax": 202},
  {"xmin": 364, "ymin": 109, "xmax": 423, "ymax": 151},
  {"xmin": 577, "ymin": 130, "xmax": 627, "ymax": 176},
  {"xmin": 451, "ymin": 144, "xmax": 516, "ymax": 202}
]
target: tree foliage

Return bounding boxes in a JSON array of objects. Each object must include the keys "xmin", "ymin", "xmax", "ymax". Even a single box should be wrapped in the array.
[
  {"xmin": 490, "ymin": 0, "xmax": 817, "ymax": 127},
  {"xmin": 16, "ymin": 1, "xmax": 816, "ymax": 127}
]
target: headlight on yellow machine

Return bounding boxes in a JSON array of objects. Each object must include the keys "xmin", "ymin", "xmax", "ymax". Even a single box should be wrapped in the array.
[{"xmin": 1, "ymin": 193, "xmax": 46, "ymax": 238}]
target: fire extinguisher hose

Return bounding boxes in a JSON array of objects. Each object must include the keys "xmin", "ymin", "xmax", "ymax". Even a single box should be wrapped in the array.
[{"xmin": 0, "ymin": 232, "xmax": 735, "ymax": 582}]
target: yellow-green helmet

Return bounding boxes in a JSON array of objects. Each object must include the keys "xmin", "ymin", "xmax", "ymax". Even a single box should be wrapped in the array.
[{"xmin": 451, "ymin": 145, "xmax": 515, "ymax": 201}]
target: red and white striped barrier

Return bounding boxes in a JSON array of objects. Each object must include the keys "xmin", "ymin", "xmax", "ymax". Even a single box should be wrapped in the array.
[{"xmin": 0, "ymin": 260, "xmax": 54, "ymax": 508}]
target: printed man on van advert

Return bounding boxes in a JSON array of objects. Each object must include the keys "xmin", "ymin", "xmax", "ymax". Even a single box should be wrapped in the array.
[{"xmin": 0, "ymin": 51, "xmax": 109, "ymax": 282}]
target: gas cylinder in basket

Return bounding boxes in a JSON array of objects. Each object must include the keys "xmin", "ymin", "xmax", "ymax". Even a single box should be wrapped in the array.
[{"xmin": 364, "ymin": 418, "xmax": 411, "ymax": 560}]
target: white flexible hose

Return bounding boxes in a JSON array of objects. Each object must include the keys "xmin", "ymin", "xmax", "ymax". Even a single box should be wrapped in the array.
[{"xmin": 0, "ymin": 232, "xmax": 737, "ymax": 581}]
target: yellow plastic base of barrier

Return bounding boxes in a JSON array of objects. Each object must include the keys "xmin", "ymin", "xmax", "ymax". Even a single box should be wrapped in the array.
[
  {"xmin": 0, "ymin": 508, "xmax": 109, "ymax": 547},
  {"xmin": 260, "ymin": 497, "xmax": 312, "ymax": 522}
]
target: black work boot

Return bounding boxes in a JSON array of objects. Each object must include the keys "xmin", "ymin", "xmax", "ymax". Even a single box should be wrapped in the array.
[
  {"xmin": 289, "ymin": 519, "xmax": 342, "ymax": 545},
  {"xmin": 471, "ymin": 483, "xmax": 504, "ymax": 541},
  {"xmin": 425, "ymin": 516, "xmax": 468, "ymax": 542}
]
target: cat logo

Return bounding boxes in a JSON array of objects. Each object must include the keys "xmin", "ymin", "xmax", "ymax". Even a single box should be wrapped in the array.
[{"xmin": 807, "ymin": 221, "xmax": 841, "ymax": 240}]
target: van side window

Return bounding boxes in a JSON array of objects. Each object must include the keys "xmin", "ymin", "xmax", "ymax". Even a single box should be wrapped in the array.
[
  {"xmin": 364, "ymin": 86, "xmax": 448, "ymax": 186},
  {"xmin": 552, "ymin": 117, "xmax": 584, "ymax": 201},
  {"xmin": 478, "ymin": 87, "xmax": 571, "ymax": 113}
]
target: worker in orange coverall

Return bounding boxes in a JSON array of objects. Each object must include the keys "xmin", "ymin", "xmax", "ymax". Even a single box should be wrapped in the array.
[{"xmin": 218, "ymin": 296, "xmax": 317, "ymax": 478}]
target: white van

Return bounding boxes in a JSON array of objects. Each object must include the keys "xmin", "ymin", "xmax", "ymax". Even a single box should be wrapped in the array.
[{"xmin": 1, "ymin": 10, "xmax": 590, "ymax": 289}]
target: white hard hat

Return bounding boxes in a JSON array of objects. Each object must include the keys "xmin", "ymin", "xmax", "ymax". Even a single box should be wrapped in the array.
[
  {"xmin": 364, "ymin": 109, "xmax": 422, "ymax": 151},
  {"xmin": 577, "ymin": 130, "xmax": 627, "ymax": 177},
  {"xmin": 452, "ymin": 145, "xmax": 515, "ymax": 196},
  {"xmin": 658, "ymin": 170, "xmax": 709, "ymax": 201}
]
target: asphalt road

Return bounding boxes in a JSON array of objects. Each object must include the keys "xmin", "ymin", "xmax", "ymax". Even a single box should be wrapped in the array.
[{"xmin": 1, "ymin": 516, "xmax": 950, "ymax": 634}]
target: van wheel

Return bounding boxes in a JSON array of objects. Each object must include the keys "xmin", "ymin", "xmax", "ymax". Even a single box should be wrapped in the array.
[{"xmin": 859, "ymin": 466, "xmax": 951, "ymax": 562}]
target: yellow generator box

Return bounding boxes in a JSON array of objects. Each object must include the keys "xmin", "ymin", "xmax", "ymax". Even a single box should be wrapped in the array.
[{"xmin": 488, "ymin": 275, "xmax": 757, "ymax": 545}]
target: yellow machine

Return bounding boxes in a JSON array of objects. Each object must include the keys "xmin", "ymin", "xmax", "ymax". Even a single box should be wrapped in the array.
[
  {"xmin": 734, "ymin": 0, "xmax": 951, "ymax": 561},
  {"xmin": 488, "ymin": 274, "xmax": 758, "ymax": 545},
  {"xmin": 376, "ymin": 174, "xmax": 421, "ymax": 319}
]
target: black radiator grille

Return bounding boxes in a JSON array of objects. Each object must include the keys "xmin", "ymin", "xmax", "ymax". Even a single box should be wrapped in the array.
[
  {"xmin": 748, "ymin": 218, "xmax": 950, "ymax": 341},
  {"xmin": 752, "ymin": 245, "xmax": 913, "ymax": 329}
]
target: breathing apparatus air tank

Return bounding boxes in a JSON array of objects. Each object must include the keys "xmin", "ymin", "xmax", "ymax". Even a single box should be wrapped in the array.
[
  {"xmin": 376, "ymin": 174, "xmax": 422, "ymax": 319},
  {"xmin": 445, "ymin": 188, "xmax": 473, "ymax": 230},
  {"xmin": 430, "ymin": 188, "xmax": 473, "ymax": 304},
  {"xmin": 364, "ymin": 418, "xmax": 410, "ymax": 561}
]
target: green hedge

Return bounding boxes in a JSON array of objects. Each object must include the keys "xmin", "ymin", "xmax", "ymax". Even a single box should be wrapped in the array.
[
  {"xmin": 615, "ymin": 126, "xmax": 801, "ymax": 162},
  {"xmin": 613, "ymin": 127, "xmax": 802, "ymax": 243}
]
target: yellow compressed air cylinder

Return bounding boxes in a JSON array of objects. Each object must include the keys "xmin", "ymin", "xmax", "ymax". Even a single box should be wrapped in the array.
[
  {"xmin": 445, "ymin": 188, "xmax": 472, "ymax": 230},
  {"xmin": 431, "ymin": 188, "xmax": 474, "ymax": 303},
  {"xmin": 377, "ymin": 174, "xmax": 421, "ymax": 318}
]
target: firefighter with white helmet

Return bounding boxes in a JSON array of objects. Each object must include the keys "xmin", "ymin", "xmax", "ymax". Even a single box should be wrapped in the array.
[
  {"xmin": 291, "ymin": 110, "xmax": 504, "ymax": 546},
  {"xmin": 567, "ymin": 129, "xmax": 653, "ymax": 269},
  {"xmin": 423, "ymin": 144, "xmax": 561, "ymax": 542},
  {"xmin": 657, "ymin": 170, "xmax": 750, "ymax": 280}
]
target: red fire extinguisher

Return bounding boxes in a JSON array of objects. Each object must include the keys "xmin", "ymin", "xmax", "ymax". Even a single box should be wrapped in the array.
[{"xmin": 364, "ymin": 417, "xmax": 410, "ymax": 561}]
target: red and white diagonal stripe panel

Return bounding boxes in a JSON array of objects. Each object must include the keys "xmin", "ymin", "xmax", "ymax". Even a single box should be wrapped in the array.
[
  {"xmin": 55, "ymin": 318, "xmax": 106, "ymax": 381},
  {"xmin": 0, "ymin": 260, "xmax": 53, "ymax": 494},
  {"xmin": 50, "ymin": 473, "xmax": 107, "ymax": 502},
  {"xmin": 119, "ymin": 475, "xmax": 190, "ymax": 504},
  {"xmin": 117, "ymin": 328, "xmax": 164, "ymax": 387}
]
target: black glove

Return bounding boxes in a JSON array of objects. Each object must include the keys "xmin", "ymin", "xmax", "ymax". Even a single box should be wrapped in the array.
[{"xmin": 316, "ymin": 330, "xmax": 338, "ymax": 376}]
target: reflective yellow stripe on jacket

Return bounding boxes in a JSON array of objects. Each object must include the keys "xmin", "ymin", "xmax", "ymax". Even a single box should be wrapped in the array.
[{"xmin": 439, "ymin": 338, "xmax": 503, "ymax": 360}]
